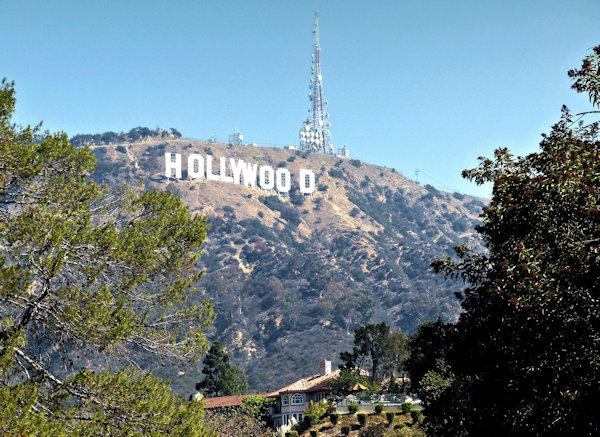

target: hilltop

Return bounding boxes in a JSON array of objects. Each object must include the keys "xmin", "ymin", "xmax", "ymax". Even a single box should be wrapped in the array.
[{"xmin": 88, "ymin": 138, "xmax": 485, "ymax": 393}]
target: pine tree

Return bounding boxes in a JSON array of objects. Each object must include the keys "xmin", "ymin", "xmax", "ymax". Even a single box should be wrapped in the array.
[
  {"xmin": 196, "ymin": 341, "xmax": 248, "ymax": 397},
  {"xmin": 0, "ymin": 79, "xmax": 214, "ymax": 435}
]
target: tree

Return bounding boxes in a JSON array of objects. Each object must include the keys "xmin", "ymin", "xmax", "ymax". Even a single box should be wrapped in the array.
[
  {"xmin": 415, "ymin": 46, "xmax": 600, "ymax": 435},
  {"xmin": 381, "ymin": 328, "xmax": 409, "ymax": 382},
  {"xmin": 340, "ymin": 322, "xmax": 408, "ymax": 386},
  {"xmin": 404, "ymin": 319, "xmax": 453, "ymax": 394},
  {"xmin": 242, "ymin": 395, "xmax": 275, "ymax": 425},
  {"xmin": 329, "ymin": 368, "xmax": 379, "ymax": 397},
  {"xmin": 0, "ymin": 79, "xmax": 214, "ymax": 435},
  {"xmin": 196, "ymin": 341, "xmax": 248, "ymax": 397},
  {"xmin": 202, "ymin": 406, "xmax": 274, "ymax": 437}
]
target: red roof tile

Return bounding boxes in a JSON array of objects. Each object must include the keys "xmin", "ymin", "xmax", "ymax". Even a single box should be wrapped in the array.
[
  {"xmin": 267, "ymin": 369, "xmax": 340, "ymax": 397},
  {"xmin": 202, "ymin": 393, "xmax": 270, "ymax": 409}
]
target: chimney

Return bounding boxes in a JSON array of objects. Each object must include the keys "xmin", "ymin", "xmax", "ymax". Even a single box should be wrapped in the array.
[{"xmin": 319, "ymin": 359, "xmax": 331, "ymax": 376}]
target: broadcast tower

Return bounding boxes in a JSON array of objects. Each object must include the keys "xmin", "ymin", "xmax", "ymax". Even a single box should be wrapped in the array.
[{"xmin": 299, "ymin": 1, "xmax": 333, "ymax": 154}]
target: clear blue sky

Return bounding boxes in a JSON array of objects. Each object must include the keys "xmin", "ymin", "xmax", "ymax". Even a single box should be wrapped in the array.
[{"xmin": 2, "ymin": 0, "xmax": 599, "ymax": 197}]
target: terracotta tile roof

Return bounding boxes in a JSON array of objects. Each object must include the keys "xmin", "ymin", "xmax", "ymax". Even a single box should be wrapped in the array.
[
  {"xmin": 267, "ymin": 369, "xmax": 340, "ymax": 397},
  {"xmin": 203, "ymin": 393, "xmax": 270, "ymax": 409}
]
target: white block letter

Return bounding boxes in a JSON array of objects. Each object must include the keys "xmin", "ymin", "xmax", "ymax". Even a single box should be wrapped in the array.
[
  {"xmin": 165, "ymin": 152, "xmax": 182, "ymax": 178},
  {"xmin": 299, "ymin": 169, "xmax": 315, "ymax": 194},
  {"xmin": 276, "ymin": 168, "xmax": 291, "ymax": 193},
  {"xmin": 230, "ymin": 158, "xmax": 245, "ymax": 185},
  {"xmin": 259, "ymin": 166, "xmax": 275, "ymax": 190},
  {"xmin": 206, "ymin": 155, "xmax": 219, "ymax": 181},
  {"xmin": 188, "ymin": 154, "xmax": 204, "ymax": 179},
  {"xmin": 220, "ymin": 157, "xmax": 234, "ymax": 183},
  {"xmin": 242, "ymin": 162, "xmax": 258, "ymax": 188}
]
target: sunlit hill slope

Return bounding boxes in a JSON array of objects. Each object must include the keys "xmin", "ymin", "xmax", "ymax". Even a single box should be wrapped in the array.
[{"xmin": 88, "ymin": 138, "xmax": 485, "ymax": 393}]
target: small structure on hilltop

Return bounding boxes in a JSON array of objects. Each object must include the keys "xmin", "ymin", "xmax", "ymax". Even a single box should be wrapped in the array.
[
  {"xmin": 228, "ymin": 129, "xmax": 244, "ymax": 146},
  {"xmin": 337, "ymin": 144, "xmax": 349, "ymax": 158}
]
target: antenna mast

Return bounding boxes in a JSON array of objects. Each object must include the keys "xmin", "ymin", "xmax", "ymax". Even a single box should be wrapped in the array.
[{"xmin": 299, "ymin": 0, "xmax": 333, "ymax": 154}]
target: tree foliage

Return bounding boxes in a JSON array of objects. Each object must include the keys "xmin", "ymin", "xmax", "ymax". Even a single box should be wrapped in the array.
[
  {"xmin": 196, "ymin": 341, "xmax": 248, "ymax": 397},
  {"xmin": 329, "ymin": 368, "xmax": 379, "ymax": 397},
  {"xmin": 412, "ymin": 46, "xmax": 600, "ymax": 435},
  {"xmin": 202, "ymin": 406, "xmax": 275, "ymax": 437},
  {"xmin": 70, "ymin": 126, "xmax": 181, "ymax": 147},
  {"xmin": 569, "ymin": 45, "xmax": 600, "ymax": 107},
  {"xmin": 340, "ymin": 322, "xmax": 408, "ymax": 385},
  {"xmin": 0, "ymin": 79, "xmax": 214, "ymax": 435},
  {"xmin": 404, "ymin": 319, "xmax": 453, "ymax": 395}
]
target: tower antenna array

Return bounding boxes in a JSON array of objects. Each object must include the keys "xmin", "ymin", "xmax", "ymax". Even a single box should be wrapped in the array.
[{"xmin": 299, "ymin": 0, "xmax": 333, "ymax": 154}]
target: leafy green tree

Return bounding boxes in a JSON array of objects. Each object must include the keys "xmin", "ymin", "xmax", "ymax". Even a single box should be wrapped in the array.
[
  {"xmin": 303, "ymin": 399, "xmax": 330, "ymax": 420},
  {"xmin": 329, "ymin": 368, "xmax": 380, "ymax": 397},
  {"xmin": 404, "ymin": 319, "xmax": 453, "ymax": 394},
  {"xmin": 0, "ymin": 79, "xmax": 214, "ymax": 435},
  {"xmin": 382, "ymin": 328, "xmax": 409, "ymax": 381},
  {"xmin": 196, "ymin": 341, "xmax": 247, "ymax": 397},
  {"xmin": 340, "ymin": 322, "xmax": 408, "ymax": 384},
  {"xmin": 241, "ymin": 395, "xmax": 275, "ymax": 423},
  {"xmin": 416, "ymin": 46, "xmax": 600, "ymax": 435},
  {"xmin": 202, "ymin": 406, "xmax": 274, "ymax": 437},
  {"xmin": 569, "ymin": 45, "xmax": 600, "ymax": 106}
]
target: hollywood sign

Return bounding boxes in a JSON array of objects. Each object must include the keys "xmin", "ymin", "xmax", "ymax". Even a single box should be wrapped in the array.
[{"xmin": 165, "ymin": 152, "xmax": 316, "ymax": 194}]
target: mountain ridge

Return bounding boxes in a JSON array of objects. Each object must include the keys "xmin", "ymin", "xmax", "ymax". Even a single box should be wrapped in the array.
[{"xmin": 89, "ymin": 138, "xmax": 485, "ymax": 393}]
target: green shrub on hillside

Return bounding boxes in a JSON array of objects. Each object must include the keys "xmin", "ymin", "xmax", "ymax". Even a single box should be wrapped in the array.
[
  {"xmin": 328, "ymin": 168, "xmax": 344, "ymax": 179},
  {"xmin": 357, "ymin": 412, "xmax": 368, "ymax": 427},
  {"xmin": 310, "ymin": 430, "xmax": 319, "ymax": 437},
  {"xmin": 304, "ymin": 400, "xmax": 329, "ymax": 419},
  {"xmin": 374, "ymin": 403, "xmax": 384, "ymax": 414},
  {"xmin": 348, "ymin": 403, "xmax": 359, "ymax": 414},
  {"xmin": 341, "ymin": 425, "xmax": 351, "ymax": 436},
  {"xmin": 358, "ymin": 423, "xmax": 387, "ymax": 437},
  {"xmin": 386, "ymin": 411, "xmax": 395, "ymax": 423},
  {"xmin": 303, "ymin": 414, "xmax": 318, "ymax": 428},
  {"xmin": 410, "ymin": 409, "xmax": 423, "ymax": 424},
  {"xmin": 260, "ymin": 195, "xmax": 285, "ymax": 212},
  {"xmin": 281, "ymin": 206, "xmax": 301, "ymax": 226},
  {"xmin": 330, "ymin": 413, "xmax": 340, "ymax": 425},
  {"xmin": 401, "ymin": 402, "xmax": 413, "ymax": 414}
]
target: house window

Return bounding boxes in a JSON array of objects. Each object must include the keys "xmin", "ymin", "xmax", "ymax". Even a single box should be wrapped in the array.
[
  {"xmin": 315, "ymin": 392, "xmax": 327, "ymax": 402},
  {"xmin": 291, "ymin": 393, "xmax": 304, "ymax": 406},
  {"xmin": 292, "ymin": 413, "xmax": 303, "ymax": 424},
  {"xmin": 282, "ymin": 414, "xmax": 288, "ymax": 425},
  {"xmin": 282, "ymin": 395, "xmax": 288, "ymax": 406}
]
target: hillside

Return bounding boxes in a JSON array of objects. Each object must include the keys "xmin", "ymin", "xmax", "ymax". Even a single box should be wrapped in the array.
[{"xmin": 88, "ymin": 139, "xmax": 486, "ymax": 393}]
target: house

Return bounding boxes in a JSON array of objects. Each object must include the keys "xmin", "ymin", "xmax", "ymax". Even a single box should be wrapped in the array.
[{"xmin": 267, "ymin": 360, "xmax": 339, "ymax": 428}]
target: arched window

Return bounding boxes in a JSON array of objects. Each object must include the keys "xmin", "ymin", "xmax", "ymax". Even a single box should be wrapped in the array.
[
  {"xmin": 281, "ymin": 395, "xmax": 288, "ymax": 406},
  {"xmin": 291, "ymin": 393, "xmax": 304, "ymax": 406}
]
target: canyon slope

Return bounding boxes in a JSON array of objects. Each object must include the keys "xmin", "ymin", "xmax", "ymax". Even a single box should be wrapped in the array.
[{"xmin": 89, "ymin": 138, "xmax": 486, "ymax": 393}]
